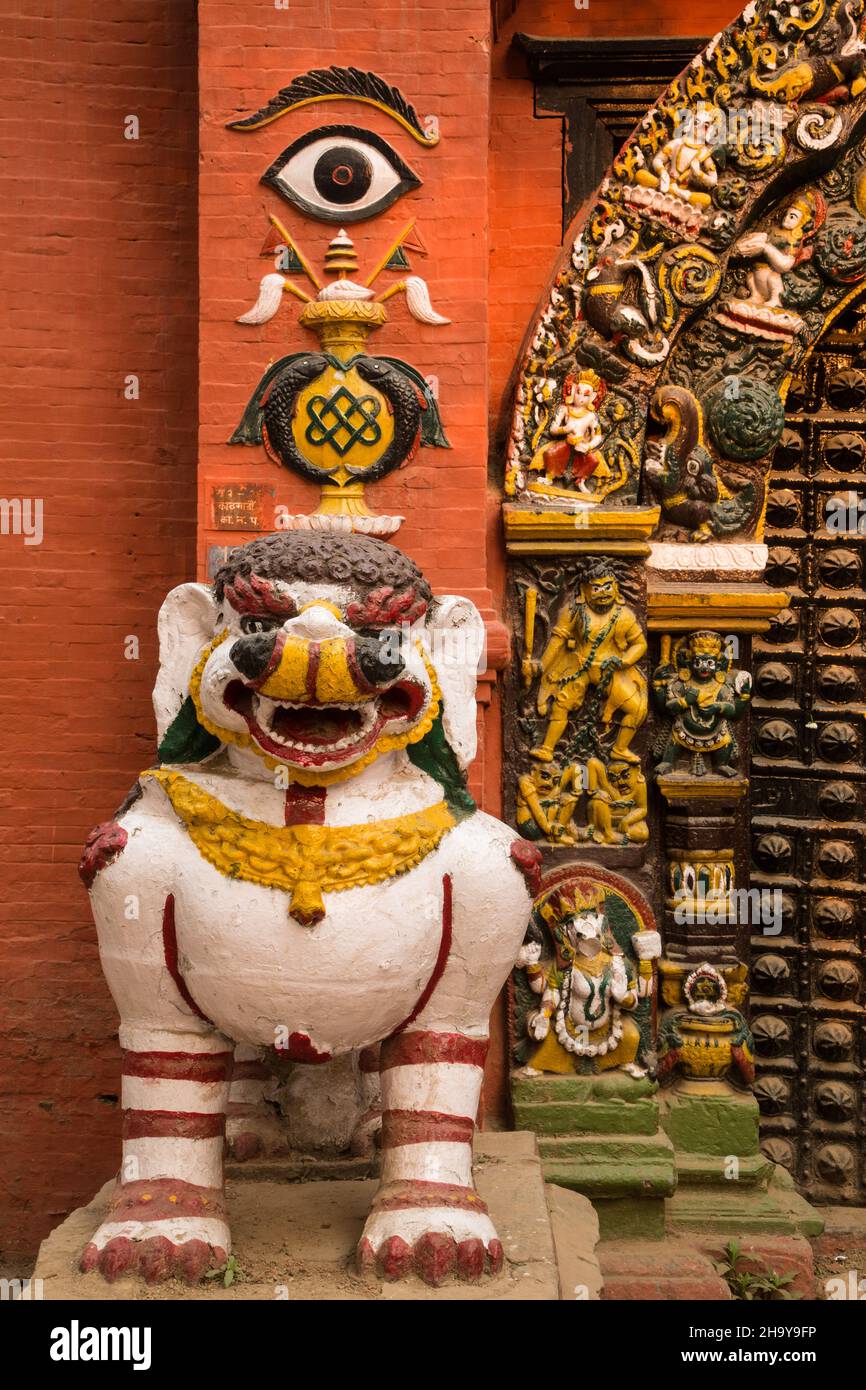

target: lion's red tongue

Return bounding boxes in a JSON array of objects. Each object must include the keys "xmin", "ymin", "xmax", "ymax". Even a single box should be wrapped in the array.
[{"xmin": 270, "ymin": 704, "xmax": 362, "ymax": 747}]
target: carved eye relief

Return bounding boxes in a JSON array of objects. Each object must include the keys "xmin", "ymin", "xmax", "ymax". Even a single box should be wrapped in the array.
[{"xmin": 261, "ymin": 125, "xmax": 421, "ymax": 223}]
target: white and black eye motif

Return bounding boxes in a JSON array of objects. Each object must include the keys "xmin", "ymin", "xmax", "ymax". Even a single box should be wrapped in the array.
[{"xmin": 261, "ymin": 124, "xmax": 421, "ymax": 223}]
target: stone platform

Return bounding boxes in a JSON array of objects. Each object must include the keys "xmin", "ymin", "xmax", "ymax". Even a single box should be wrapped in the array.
[{"xmin": 34, "ymin": 1131, "xmax": 601, "ymax": 1301}]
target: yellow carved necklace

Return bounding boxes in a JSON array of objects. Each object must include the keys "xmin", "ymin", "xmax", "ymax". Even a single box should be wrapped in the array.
[{"xmin": 145, "ymin": 769, "xmax": 456, "ymax": 926}]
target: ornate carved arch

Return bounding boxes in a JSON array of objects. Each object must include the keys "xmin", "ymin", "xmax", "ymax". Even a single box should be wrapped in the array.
[
  {"xmin": 505, "ymin": 0, "xmax": 866, "ymax": 1222},
  {"xmin": 505, "ymin": 0, "xmax": 866, "ymax": 551}
]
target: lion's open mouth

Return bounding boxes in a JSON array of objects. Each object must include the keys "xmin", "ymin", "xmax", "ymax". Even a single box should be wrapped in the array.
[{"xmin": 222, "ymin": 681, "xmax": 424, "ymax": 767}]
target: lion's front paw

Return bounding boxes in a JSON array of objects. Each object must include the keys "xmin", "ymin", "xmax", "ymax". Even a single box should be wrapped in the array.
[
  {"xmin": 79, "ymin": 1180, "xmax": 230, "ymax": 1284},
  {"xmin": 356, "ymin": 1182, "xmax": 504, "ymax": 1287}
]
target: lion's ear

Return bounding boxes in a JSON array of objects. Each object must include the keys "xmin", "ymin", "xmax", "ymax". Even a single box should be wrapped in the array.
[
  {"xmin": 153, "ymin": 583, "xmax": 216, "ymax": 743},
  {"xmin": 424, "ymin": 596, "xmax": 486, "ymax": 770}
]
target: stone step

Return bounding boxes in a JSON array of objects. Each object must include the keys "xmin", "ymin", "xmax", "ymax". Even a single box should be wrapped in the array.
[
  {"xmin": 514, "ymin": 1096, "xmax": 660, "ymax": 1136},
  {"xmin": 668, "ymin": 1164, "xmax": 824, "ymax": 1238},
  {"xmin": 539, "ymin": 1130, "xmax": 678, "ymax": 1199},
  {"xmin": 674, "ymin": 1150, "xmax": 772, "ymax": 1189},
  {"xmin": 598, "ymin": 1237, "xmax": 731, "ymax": 1300}
]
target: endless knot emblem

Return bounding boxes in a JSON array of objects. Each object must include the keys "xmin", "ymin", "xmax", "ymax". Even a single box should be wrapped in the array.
[{"xmin": 304, "ymin": 386, "xmax": 382, "ymax": 457}]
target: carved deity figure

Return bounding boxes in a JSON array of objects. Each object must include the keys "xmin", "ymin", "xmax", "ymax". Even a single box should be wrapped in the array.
[
  {"xmin": 650, "ymin": 103, "xmax": 721, "ymax": 202},
  {"xmin": 653, "ymin": 630, "xmax": 752, "ymax": 778},
  {"xmin": 527, "ymin": 370, "xmax": 609, "ymax": 500},
  {"xmin": 78, "ymin": 533, "xmax": 535, "ymax": 1287},
  {"xmin": 529, "ymin": 562, "xmax": 647, "ymax": 766},
  {"xmin": 583, "ymin": 757, "xmax": 649, "ymax": 845},
  {"xmin": 716, "ymin": 190, "xmax": 825, "ymax": 339},
  {"xmin": 516, "ymin": 762, "xmax": 581, "ymax": 844},
  {"xmin": 518, "ymin": 886, "xmax": 661, "ymax": 1077}
]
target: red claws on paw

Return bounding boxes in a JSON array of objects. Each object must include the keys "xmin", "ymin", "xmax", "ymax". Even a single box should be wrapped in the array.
[
  {"xmin": 356, "ymin": 1232, "xmax": 506, "ymax": 1284},
  {"xmin": 414, "ymin": 1231, "xmax": 456, "ymax": 1287},
  {"xmin": 456, "ymin": 1236, "xmax": 486, "ymax": 1281},
  {"xmin": 377, "ymin": 1234, "xmax": 414, "ymax": 1282},
  {"xmin": 96, "ymin": 1236, "xmax": 137, "ymax": 1283},
  {"xmin": 79, "ymin": 1235, "xmax": 226, "ymax": 1284},
  {"xmin": 176, "ymin": 1238, "xmax": 219, "ymax": 1285},
  {"xmin": 138, "ymin": 1236, "xmax": 174, "ymax": 1285}
]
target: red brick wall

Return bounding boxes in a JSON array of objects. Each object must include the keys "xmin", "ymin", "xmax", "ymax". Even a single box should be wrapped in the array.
[{"xmin": 0, "ymin": 1, "xmax": 198, "ymax": 1260}]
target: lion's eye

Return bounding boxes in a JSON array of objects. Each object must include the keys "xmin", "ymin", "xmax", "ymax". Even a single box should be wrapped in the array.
[
  {"xmin": 261, "ymin": 124, "xmax": 421, "ymax": 223},
  {"xmin": 240, "ymin": 616, "xmax": 281, "ymax": 635}
]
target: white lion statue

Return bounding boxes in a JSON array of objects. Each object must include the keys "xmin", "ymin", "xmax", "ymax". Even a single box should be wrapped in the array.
[{"xmin": 79, "ymin": 532, "xmax": 536, "ymax": 1286}]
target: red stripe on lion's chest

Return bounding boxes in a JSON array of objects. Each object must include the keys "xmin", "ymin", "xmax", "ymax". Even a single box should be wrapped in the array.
[
  {"xmin": 274, "ymin": 1032, "xmax": 332, "ymax": 1064},
  {"xmin": 162, "ymin": 895, "xmax": 212, "ymax": 1024},
  {"xmin": 284, "ymin": 784, "xmax": 326, "ymax": 825},
  {"xmin": 390, "ymin": 873, "xmax": 453, "ymax": 1038}
]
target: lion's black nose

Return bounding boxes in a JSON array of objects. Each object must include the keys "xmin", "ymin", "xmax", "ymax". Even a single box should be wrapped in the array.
[
  {"xmin": 354, "ymin": 630, "xmax": 405, "ymax": 687},
  {"xmin": 230, "ymin": 632, "xmax": 278, "ymax": 681}
]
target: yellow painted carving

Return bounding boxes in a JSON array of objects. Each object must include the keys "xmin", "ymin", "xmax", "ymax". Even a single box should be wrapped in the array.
[
  {"xmin": 256, "ymin": 635, "xmax": 312, "ymax": 702},
  {"xmin": 315, "ymin": 638, "xmax": 364, "ymax": 704},
  {"xmin": 187, "ymin": 632, "xmax": 442, "ymax": 786},
  {"xmin": 230, "ymin": 93, "xmax": 440, "ymax": 147},
  {"xmin": 144, "ymin": 769, "xmax": 456, "ymax": 921},
  {"xmin": 529, "ymin": 570, "xmax": 647, "ymax": 766},
  {"xmin": 290, "ymin": 361, "xmax": 394, "ymax": 487}
]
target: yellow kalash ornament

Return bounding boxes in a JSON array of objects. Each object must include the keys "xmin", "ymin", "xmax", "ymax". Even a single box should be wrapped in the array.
[
  {"xmin": 657, "ymin": 962, "xmax": 755, "ymax": 1089},
  {"xmin": 231, "ymin": 222, "xmax": 451, "ymax": 537}
]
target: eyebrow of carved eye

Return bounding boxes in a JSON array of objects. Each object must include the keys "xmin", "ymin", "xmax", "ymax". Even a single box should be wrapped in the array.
[{"xmin": 261, "ymin": 124, "xmax": 421, "ymax": 223}]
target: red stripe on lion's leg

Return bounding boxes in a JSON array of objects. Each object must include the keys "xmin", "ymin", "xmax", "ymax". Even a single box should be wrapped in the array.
[
  {"xmin": 122, "ymin": 1109, "xmax": 226, "ymax": 1140},
  {"xmin": 380, "ymin": 1032, "xmax": 489, "ymax": 1070},
  {"xmin": 106, "ymin": 1178, "xmax": 227, "ymax": 1224},
  {"xmin": 389, "ymin": 874, "xmax": 453, "ymax": 1036},
  {"xmin": 162, "ymin": 895, "xmax": 212, "ymax": 1023},
  {"xmin": 381, "ymin": 1109, "xmax": 475, "ymax": 1148},
  {"xmin": 122, "ymin": 1050, "xmax": 231, "ymax": 1082},
  {"xmin": 371, "ymin": 1179, "xmax": 489, "ymax": 1215}
]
